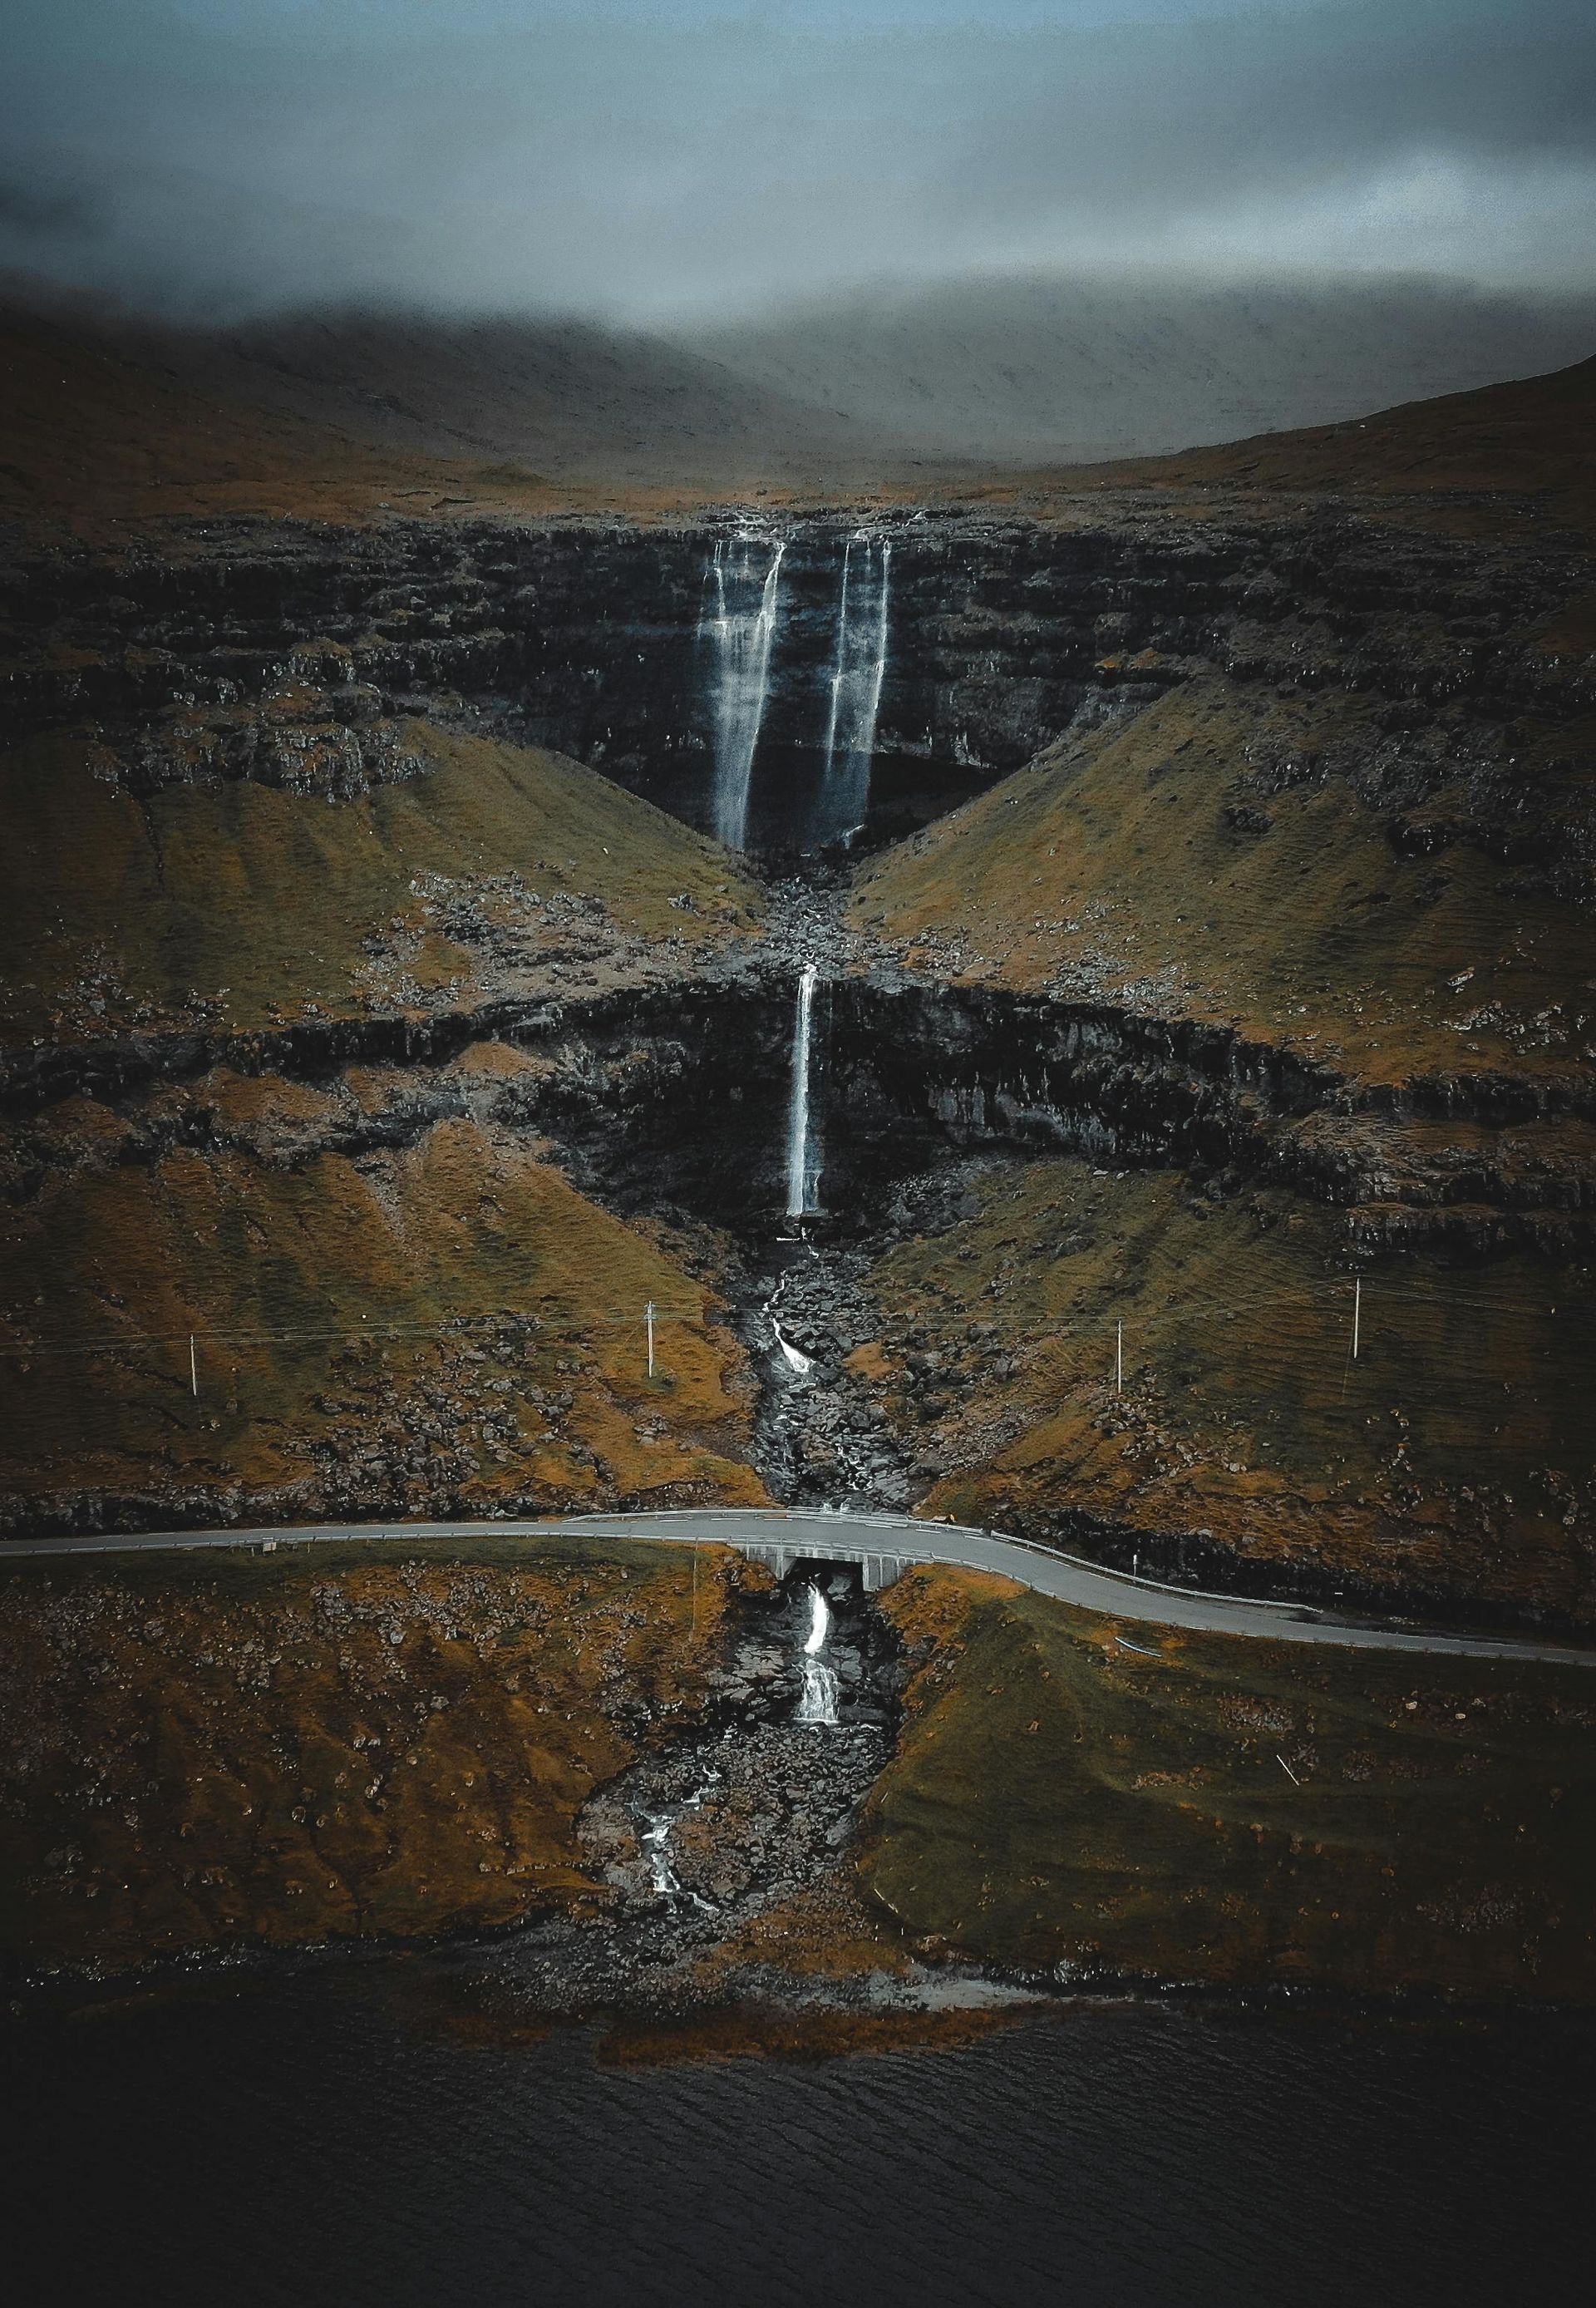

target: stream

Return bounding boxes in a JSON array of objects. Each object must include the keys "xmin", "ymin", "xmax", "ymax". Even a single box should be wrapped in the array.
[{"xmin": 409, "ymin": 1559, "xmax": 903, "ymax": 2025}]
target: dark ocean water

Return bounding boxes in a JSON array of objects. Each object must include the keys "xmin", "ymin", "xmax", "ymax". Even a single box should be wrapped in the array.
[{"xmin": 6, "ymin": 1970, "xmax": 1591, "ymax": 2308}]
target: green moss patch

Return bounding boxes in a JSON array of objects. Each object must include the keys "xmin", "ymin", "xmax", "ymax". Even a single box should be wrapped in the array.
[{"xmin": 865, "ymin": 1568, "xmax": 1596, "ymax": 2001}]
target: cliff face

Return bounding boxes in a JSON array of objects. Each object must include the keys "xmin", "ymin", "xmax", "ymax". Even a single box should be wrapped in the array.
[
  {"xmin": 7, "ymin": 503, "xmax": 1583, "ymax": 857},
  {"xmin": 2, "ymin": 456, "xmax": 1593, "ymax": 1623}
]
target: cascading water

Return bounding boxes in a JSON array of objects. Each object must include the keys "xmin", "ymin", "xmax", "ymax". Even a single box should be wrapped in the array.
[
  {"xmin": 796, "ymin": 1581, "xmax": 840, "ymax": 1727},
  {"xmin": 638, "ymin": 1766, "xmax": 721, "ymax": 1911},
  {"xmin": 815, "ymin": 532, "xmax": 891, "ymax": 848},
  {"xmin": 785, "ymin": 964, "xmax": 821, "ymax": 1221},
  {"xmin": 702, "ymin": 535, "xmax": 786, "ymax": 850}
]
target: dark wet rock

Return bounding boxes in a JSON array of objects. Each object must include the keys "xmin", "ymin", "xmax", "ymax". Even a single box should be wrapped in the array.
[
  {"xmin": 469, "ymin": 1565, "xmax": 899, "ymax": 2017},
  {"xmin": 6, "ymin": 506, "xmax": 1586, "ymax": 861}
]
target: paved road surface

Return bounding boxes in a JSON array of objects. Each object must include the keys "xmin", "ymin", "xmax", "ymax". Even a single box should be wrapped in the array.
[{"xmin": 5, "ymin": 1506, "xmax": 1592, "ymax": 1667}]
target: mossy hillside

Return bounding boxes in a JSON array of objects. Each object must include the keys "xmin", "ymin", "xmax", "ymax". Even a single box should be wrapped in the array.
[
  {"xmin": 1098, "ymin": 354, "xmax": 1596, "ymax": 539},
  {"xmin": 0, "ymin": 1536, "xmax": 753, "ymax": 1971},
  {"xmin": 864, "ymin": 1567, "xmax": 1596, "ymax": 2001},
  {"xmin": 972, "ymin": 354, "xmax": 1596, "ymax": 543},
  {"xmin": 850, "ymin": 676, "xmax": 1593, "ymax": 1094},
  {"xmin": 0, "ymin": 1116, "xmax": 766, "ymax": 1527},
  {"xmin": 0, "ymin": 308, "xmax": 582, "ymax": 534},
  {"xmin": 0, "ymin": 722, "xmax": 764, "ymax": 1043},
  {"xmin": 866, "ymin": 1158, "xmax": 1594, "ymax": 1623}
]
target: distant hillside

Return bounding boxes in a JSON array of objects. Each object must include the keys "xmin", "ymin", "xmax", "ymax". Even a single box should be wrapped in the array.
[
  {"xmin": 5, "ymin": 279, "xmax": 1593, "ymax": 533},
  {"xmin": 688, "ymin": 275, "xmax": 1596, "ymax": 463},
  {"xmin": 0, "ymin": 302, "xmax": 446, "ymax": 528},
  {"xmin": 1086, "ymin": 353, "xmax": 1596, "ymax": 535},
  {"xmin": 177, "ymin": 308, "xmax": 892, "ymax": 482},
  {"xmin": 0, "ymin": 293, "xmax": 899, "ymax": 530}
]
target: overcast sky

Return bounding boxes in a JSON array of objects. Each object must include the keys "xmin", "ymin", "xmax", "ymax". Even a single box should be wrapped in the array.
[{"xmin": 3, "ymin": 1, "xmax": 1593, "ymax": 323}]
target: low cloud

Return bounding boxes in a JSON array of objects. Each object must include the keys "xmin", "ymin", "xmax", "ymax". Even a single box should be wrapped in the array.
[
  {"xmin": 0, "ymin": 174, "xmax": 111, "ymax": 242},
  {"xmin": 2, "ymin": 1, "xmax": 1592, "ymax": 322}
]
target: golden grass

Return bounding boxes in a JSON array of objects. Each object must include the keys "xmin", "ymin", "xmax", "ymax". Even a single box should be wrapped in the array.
[
  {"xmin": 0, "ymin": 1536, "xmax": 752, "ymax": 1970},
  {"xmin": 0, "ymin": 722, "xmax": 763, "ymax": 1042},
  {"xmin": 851, "ymin": 677, "xmax": 1592, "ymax": 1091},
  {"xmin": 869, "ymin": 1158, "xmax": 1594, "ymax": 1622},
  {"xmin": 988, "ymin": 355, "xmax": 1596, "ymax": 540},
  {"xmin": 0, "ymin": 308, "xmax": 955, "ymax": 536},
  {"xmin": 0, "ymin": 309, "xmax": 594, "ymax": 535},
  {"xmin": 866, "ymin": 1566, "xmax": 1596, "ymax": 2000},
  {"xmin": 0, "ymin": 1117, "xmax": 766, "ymax": 1523}
]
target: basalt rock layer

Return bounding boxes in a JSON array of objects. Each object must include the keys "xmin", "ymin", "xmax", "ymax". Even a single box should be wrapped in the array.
[
  {"xmin": 3, "ymin": 433, "xmax": 1594, "ymax": 1622},
  {"xmin": 6, "ymin": 498, "xmax": 1587, "ymax": 859}
]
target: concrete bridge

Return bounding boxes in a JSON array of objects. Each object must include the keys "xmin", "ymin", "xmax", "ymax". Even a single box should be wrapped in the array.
[{"xmin": 7, "ymin": 1504, "xmax": 1594, "ymax": 1666}]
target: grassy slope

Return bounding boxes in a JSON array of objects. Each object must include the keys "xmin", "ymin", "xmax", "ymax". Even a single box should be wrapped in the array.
[
  {"xmin": 205, "ymin": 309, "xmax": 887, "ymax": 481},
  {"xmin": 0, "ymin": 307, "xmax": 577, "ymax": 532},
  {"xmin": 865, "ymin": 1568, "xmax": 1596, "ymax": 2002},
  {"xmin": 0, "ymin": 1535, "xmax": 751, "ymax": 1971},
  {"xmin": 866, "ymin": 1158, "xmax": 1594, "ymax": 1624},
  {"xmin": 7, "ymin": 309, "xmax": 1593, "ymax": 539},
  {"xmin": 850, "ymin": 677, "xmax": 1594, "ymax": 1094},
  {"xmin": 1101, "ymin": 355, "xmax": 1596, "ymax": 535},
  {"xmin": 0, "ymin": 1117, "xmax": 765, "ymax": 1526},
  {"xmin": 0, "ymin": 305, "xmax": 912, "ymax": 535},
  {"xmin": 1, "ymin": 721, "xmax": 764, "ymax": 1043},
  {"xmin": 961, "ymin": 354, "xmax": 1596, "ymax": 542}
]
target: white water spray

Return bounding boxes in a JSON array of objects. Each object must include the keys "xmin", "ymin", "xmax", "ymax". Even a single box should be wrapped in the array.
[
  {"xmin": 804, "ymin": 1583, "xmax": 830, "ymax": 1655},
  {"xmin": 816, "ymin": 533, "xmax": 891, "ymax": 847},
  {"xmin": 797, "ymin": 1582, "xmax": 840, "ymax": 1726},
  {"xmin": 702, "ymin": 535, "xmax": 786, "ymax": 850},
  {"xmin": 639, "ymin": 1768, "xmax": 720, "ymax": 1909},
  {"xmin": 785, "ymin": 964, "xmax": 821, "ymax": 1221},
  {"xmin": 772, "ymin": 1324, "xmax": 814, "ymax": 1374}
]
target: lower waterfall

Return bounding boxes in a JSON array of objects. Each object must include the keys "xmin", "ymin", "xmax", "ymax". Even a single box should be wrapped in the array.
[
  {"xmin": 785, "ymin": 964, "xmax": 821, "ymax": 1221},
  {"xmin": 796, "ymin": 1582, "xmax": 840, "ymax": 1726}
]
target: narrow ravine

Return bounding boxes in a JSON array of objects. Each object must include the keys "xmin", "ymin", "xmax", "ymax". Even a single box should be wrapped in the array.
[
  {"xmin": 463, "ymin": 1561, "xmax": 899, "ymax": 2020},
  {"xmin": 720, "ymin": 885, "xmax": 920, "ymax": 1511}
]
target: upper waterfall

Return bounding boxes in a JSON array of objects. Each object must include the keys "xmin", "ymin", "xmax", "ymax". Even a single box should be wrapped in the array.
[
  {"xmin": 701, "ymin": 535, "xmax": 786, "ymax": 851},
  {"xmin": 815, "ymin": 533, "xmax": 891, "ymax": 848},
  {"xmin": 786, "ymin": 963, "xmax": 821, "ymax": 1221}
]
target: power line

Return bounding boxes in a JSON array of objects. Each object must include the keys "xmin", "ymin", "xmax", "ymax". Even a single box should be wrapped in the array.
[
  {"xmin": 0, "ymin": 1306, "xmax": 708, "ymax": 1363},
  {"xmin": 2, "ymin": 1275, "xmax": 1577, "ymax": 1365}
]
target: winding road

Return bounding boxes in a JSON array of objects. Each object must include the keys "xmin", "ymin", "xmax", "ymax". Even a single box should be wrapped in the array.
[{"xmin": 5, "ymin": 1506, "xmax": 1593, "ymax": 1667}]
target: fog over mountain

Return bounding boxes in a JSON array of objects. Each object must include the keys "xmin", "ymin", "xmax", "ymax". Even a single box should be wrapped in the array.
[
  {"xmin": 684, "ymin": 273, "xmax": 1596, "ymax": 461},
  {"xmin": 4, "ymin": 2, "xmax": 1594, "ymax": 328}
]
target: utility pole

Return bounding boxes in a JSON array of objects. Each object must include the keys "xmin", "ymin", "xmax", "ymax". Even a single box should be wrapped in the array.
[
  {"xmin": 1352, "ymin": 1277, "xmax": 1362, "ymax": 1362},
  {"xmin": 646, "ymin": 1300, "xmax": 656, "ymax": 1380},
  {"xmin": 190, "ymin": 1333, "xmax": 198, "ymax": 1398},
  {"xmin": 1115, "ymin": 1318, "xmax": 1123, "ymax": 1395}
]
